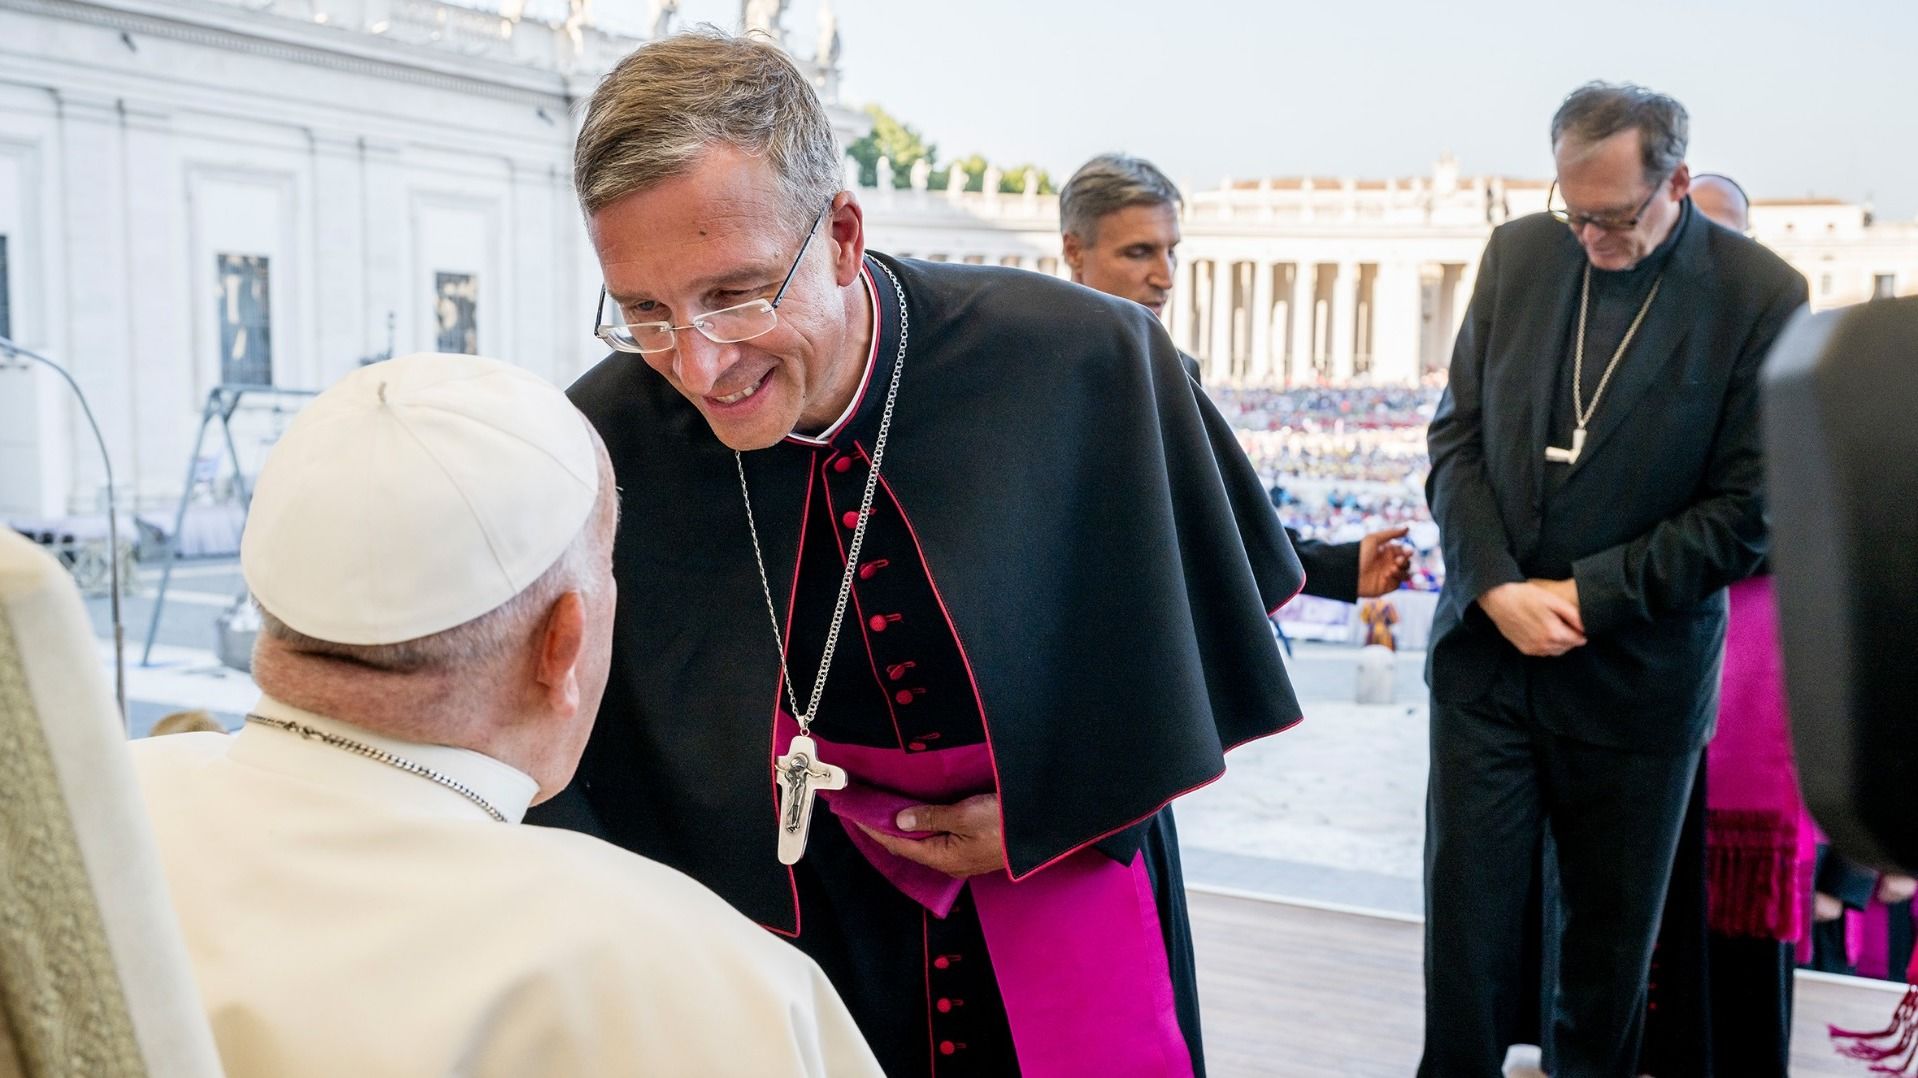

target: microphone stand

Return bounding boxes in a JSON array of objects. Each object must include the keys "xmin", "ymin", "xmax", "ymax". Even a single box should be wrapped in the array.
[{"xmin": 0, "ymin": 335, "xmax": 128, "ymax": 729}]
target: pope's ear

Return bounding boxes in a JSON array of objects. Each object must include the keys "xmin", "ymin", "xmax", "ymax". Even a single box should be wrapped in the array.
[{"xmin": 535, "ymin": 592, "xmax": 586, "ymax": 714}]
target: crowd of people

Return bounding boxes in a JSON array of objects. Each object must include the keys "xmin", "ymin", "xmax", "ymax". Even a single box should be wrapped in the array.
[
  {"xmin": 1210, "ymin": 384, "xmax": 1441, "ymax": 431},
  {"xmin": 1209, "ymin": 387, "xmax": 1446, "ymax": 591}
]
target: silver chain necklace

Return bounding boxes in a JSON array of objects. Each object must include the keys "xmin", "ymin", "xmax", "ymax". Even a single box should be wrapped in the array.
[
  {"xmin": 737, "ymin": 261, "xmax": 908, "ymax": 864},
  {"xmin": 1546, "ymin": 262, "xmax": 1665, "ymax": 466},
  {"xmin": 244, "ymin": 714, "xmax": 508, "ymax": 822}
]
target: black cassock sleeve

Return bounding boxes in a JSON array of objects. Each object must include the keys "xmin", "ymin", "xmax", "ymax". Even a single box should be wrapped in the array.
[{"xmin": 1291, "ymin": 529, "xmax": 1363, "ymax": 604}]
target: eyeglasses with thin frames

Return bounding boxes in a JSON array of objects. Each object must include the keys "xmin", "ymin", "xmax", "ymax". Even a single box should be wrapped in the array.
[
  {"xmin": 594, "ymin": 201, "xmax": 833, "ymax": 355},
  {"xmin": 1547, "ymin": 174, "xmax": 1670, "ymax": 233}
]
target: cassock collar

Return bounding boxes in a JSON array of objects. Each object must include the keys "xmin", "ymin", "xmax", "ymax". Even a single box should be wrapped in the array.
[
  {"xmin": 783, "ymin": 257, "xmax": 898, "ymax": 451},
  {"xmin": 232, "ymin": 696, "xmax": 540, "ymax": 823}
]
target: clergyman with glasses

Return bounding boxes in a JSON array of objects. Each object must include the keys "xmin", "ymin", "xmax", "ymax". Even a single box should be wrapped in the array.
[
  {"xmin": 525, "ymin": 30, "xmax": 1307, "ymax": 1077},
  {"xmin": 1418, "ymin": 81, "xmax": 1806, "ymax": 1075}
]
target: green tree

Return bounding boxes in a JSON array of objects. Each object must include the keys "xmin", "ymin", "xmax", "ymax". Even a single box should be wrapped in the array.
[
  {"xmin": 933, "ymin": 153, "xmax": 989, "ymax": 192},
  {"xmin": 845, "ymin": 104, "xmax": 935, "ymax": 188},
  {"xmin": 998, "ymin": 164, "xmax": 1057, "ymax": 195},
  {"xmin": 929, "ymin": 155, "xmax": 1055, "ymax": 195}
]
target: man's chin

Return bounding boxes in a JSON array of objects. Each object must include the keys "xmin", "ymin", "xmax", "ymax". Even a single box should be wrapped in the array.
[
  {"xmin": 704, "ymin": 417, "xmax": 789, "ymax": 452},
  {"xmin": 1583, "ymin": 247, "xmax": 1638, "ymax": 272},
  {"xmin": 687, "ymin": 399, "xmax": 792, "ymax": 451}
]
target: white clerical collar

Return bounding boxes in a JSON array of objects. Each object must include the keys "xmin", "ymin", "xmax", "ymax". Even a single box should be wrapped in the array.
[
  {"xmin": 786, "ymin": 264, "xmax": 881, "ymax": 447},
  {"xmin": 231, "ymin": 696, "xmax": 540, "ymax": 824}
]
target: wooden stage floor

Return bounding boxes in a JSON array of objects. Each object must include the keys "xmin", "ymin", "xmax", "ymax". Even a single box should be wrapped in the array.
[{"xmin": 1189, "ymin": 888, "xmax": 1905, "ymax": 1077}]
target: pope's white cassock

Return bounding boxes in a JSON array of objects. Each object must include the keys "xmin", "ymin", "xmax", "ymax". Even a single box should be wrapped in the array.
[
  {"xmin": 131, "ymin": 699, "xmax": 877, "ymax": 1078},
  {"xmin": 124, "ymin": 352, "xmax": 882, "ymax": 1078}
]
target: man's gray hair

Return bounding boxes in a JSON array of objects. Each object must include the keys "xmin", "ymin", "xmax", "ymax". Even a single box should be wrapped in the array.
[
  {"xmin": 573, "ymin": 28, "xmax": 843, "ymax": 229},
  {"xmin": 1550, "ymin": 81, "xmax": 1689, "ymax": 185},
  {"xmin": 1059, "ymin": 154, "xmax": 1182, "ymax": 244}
]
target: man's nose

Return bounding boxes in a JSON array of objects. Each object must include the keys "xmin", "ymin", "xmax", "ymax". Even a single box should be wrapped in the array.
[
  {"xmin": 1148, "ymin": 254, "xmax": 1175, "ymax": 289},
  {"xmin": 672, "ymin": 329, "xmax": 732, "ymax": 395}
]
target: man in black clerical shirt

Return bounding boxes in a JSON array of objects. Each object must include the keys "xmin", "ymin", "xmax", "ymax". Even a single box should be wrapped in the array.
[
  {"xmin": 1060, "ymin": 152, "xmax": 1413, "ymax": 603},
  {"xmin": 1420, "ymin": 82, "xmax": 1806, "ymax": 1076},
  {"xmin": 531, "ymin": 31, "xmax": 1308, "ymax": 1078}
]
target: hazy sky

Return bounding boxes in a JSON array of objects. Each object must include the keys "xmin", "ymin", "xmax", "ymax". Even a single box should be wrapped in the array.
[{"xmin": 593, "ymin": 0, "xmax": 1917, "ymax": 217}]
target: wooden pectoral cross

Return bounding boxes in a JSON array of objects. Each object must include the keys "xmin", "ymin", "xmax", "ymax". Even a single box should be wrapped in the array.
[
  {"xmin": 774, "ymin": 734, "xmax": 847, "ymax": 865},
  {"xmin": 1545, "ymin": 426, "xmax": 1587, "ymax": 466}
]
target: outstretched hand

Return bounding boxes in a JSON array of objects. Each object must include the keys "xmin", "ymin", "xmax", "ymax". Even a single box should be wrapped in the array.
[{"xmin": 1357, "ymin": 526, "xmax": 1415, "ymax": 598}]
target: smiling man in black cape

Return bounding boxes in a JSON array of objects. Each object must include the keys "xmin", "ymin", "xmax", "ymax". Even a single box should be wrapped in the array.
[{"xmin": 527, "ymin": 30, "xmax": 1305, "ymax": 1078}]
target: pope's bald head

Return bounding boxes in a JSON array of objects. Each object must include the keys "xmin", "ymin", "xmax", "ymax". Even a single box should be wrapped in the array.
[{"xmin": 1691, "ymin": 174, "xmax": 1750, "ymax": 233}]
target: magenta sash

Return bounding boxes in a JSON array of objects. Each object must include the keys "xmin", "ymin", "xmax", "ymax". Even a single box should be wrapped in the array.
[{"xmin": 775, "ymin": 715, "xmax": 1192, "ymax": 1077}]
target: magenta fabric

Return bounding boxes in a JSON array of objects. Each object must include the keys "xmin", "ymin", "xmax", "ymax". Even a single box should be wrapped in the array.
[
  {"xmin": 1706, "ymin": 576, "xmax": 1817, "ymax": 942},
  {"xmin": 775, "ymin": 716, "xmax": 1193, "ymax": 1078}
]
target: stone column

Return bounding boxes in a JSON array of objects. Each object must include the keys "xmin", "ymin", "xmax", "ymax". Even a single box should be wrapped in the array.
[
  {"xmin": 312, "ymin": 132, "xmax": 369, "ymax": 385},
  {"xmin": 1369, "ymin": 261, "xmax": 1425, "ymax": 385},
  {"xmin": 361, "ymin": 138, "xmax": 408, "ymax": 353},
  {"xmin": 119, "ymin": 101, "xmax": 184, "ymax": 502},
  {"xmin": 1249, "ymin": 260, "xmax": 1275, "ymax": 384},
  {"xmin": 1451, "ymin": 258, "xmax": 1478, "ymax": 339},
  {"xmin": 1289, "ymin": 262, "xmax": 1315, "ymax": 386},
  {"xmin": 55, "ymin": 91, "xmax": 133, "ymax": 511},
  {"xmin": 1329, "ymin": 261, "xmax": 1359, "ymax": 383},
  {"xmin": 1209, "ymin": 259, "xmax": 1236, "ymax": 382}
]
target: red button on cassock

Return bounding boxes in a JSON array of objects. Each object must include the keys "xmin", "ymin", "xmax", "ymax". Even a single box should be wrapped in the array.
[
  {"xmin": 841, "ymin": 510, "xmax": 861, "ymax": 530},
  {"xmin": 907, "ymin": 741, "xmax": 927, "ymax": 752},
  {"xmin": 868, "ymin": 614, "xmax": 892, "ymax": 633},
  {"xmin": 936, "ymin": 998, "xmax": 953, "ymax": 1014},
  {"xmin": 895, "ymin": 689, "xmax": 915, "ymax": 706},
  {"xmin": 933, "ymin": 956, "xmax": 950, "ymax": 970},
  {"xmin": 833, "ymin": 457, "xmax": 853, "ymax": 473},
  {"xmin": 939, "ymin": 1041, "xmax": 957, "ymax": 1056}
]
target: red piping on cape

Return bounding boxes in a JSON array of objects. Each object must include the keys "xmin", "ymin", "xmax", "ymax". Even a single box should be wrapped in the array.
[
  {"xmin": 758, "ymin": 455, "xmax": 817, "ymax": 939},
  {"xmin": 1268, "ymin": 563, "xmax": 1308, "ymax": 618},
  {"xmin": 1008, "ymin": 713, "xmax": 1305, "ymax": 882}
]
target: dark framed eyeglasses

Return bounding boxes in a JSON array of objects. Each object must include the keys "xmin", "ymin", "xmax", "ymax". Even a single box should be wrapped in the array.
[
  {"xmin": 593, "ymin": 201, "xmax": 833, "ymax": 355},
  {"xmin": 1546, "ymin": 175, "xmax": 1669, "ymax": 233}
]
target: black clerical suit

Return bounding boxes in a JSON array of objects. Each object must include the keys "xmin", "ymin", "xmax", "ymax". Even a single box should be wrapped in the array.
[{"xmin": 1420, "ymin": 202, "xmax": 1805, "ymax": 1076}]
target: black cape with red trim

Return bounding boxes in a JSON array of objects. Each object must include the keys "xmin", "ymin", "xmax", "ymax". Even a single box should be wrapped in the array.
[{"xmin": 539, "ymin": 252, "xmax": 1304, "ymax": 931}]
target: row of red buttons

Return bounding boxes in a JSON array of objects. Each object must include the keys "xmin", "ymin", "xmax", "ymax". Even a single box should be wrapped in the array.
[
  {"xmin": 932, "ymin": 951, "xmax": 967, "ymax": 1058},
  {"xmin": 829, "ymin": 473, "xmax": 943, "ymax": 754},
  {"xmin": 832, "ymin": 483, "xmax": 943, "ymax": 751}
]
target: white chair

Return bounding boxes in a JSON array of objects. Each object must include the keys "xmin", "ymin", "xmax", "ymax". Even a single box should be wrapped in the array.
[{"xmin": 0, "ymin": 530, "xmax": 223, "ymax": 1077}]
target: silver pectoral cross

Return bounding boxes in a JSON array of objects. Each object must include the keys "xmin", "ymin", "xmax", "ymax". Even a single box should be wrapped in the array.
[
  {"xmin": 1545, "ymin": 426, "xmax": 1586, "ymax": 465},
  {"xmin": 774, "ymin": 734, "xmax": 847, "ymax": 865}
]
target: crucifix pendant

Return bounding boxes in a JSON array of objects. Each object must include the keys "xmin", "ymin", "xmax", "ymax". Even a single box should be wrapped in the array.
[
  {"xmin": 774, "ymin": 733, "xmax": 847, "ymax": 865},
  {"xmin": 1545, "ymin": 426, "xmax": 1586, "ymax": 465}
]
